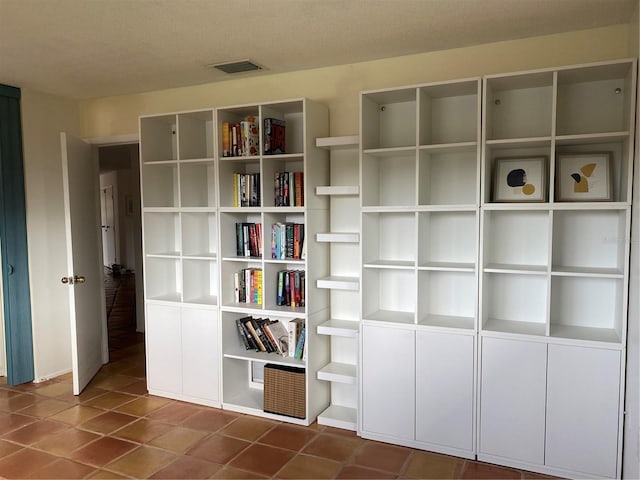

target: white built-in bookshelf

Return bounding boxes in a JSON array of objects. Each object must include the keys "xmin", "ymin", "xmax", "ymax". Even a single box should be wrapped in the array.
[
  {"xmin": 140, "ymin": 100, "xmax": 332, "ymax": 425},
  {"xmin": 216, "ymin": 99, "xmax": 331, "ymax": 426},
  {"xmin": 314, "ymin": 135, "xmax": 360, "ymax": 431},
  {"xmin": 140, "ymin": 109, "xmax": 220, "ymax": 406},
  {"xmin": 359, "ymin": 78, "xmax": 481, "ymax": 459},
  {"xmin": 138, "ymin": 59, "xmax": 635, "ymax": 479},
  {"xmin": 477, "ymin": 59, "xmax": 635, "ymax": 479}
]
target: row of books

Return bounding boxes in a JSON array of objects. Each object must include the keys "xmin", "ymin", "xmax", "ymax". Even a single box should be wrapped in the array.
[
  {"xmin": 234, "ymin": 268, "xmax": 263, "ymax": 304},
  {"xmin": 221, "ymin": 117, "xmax": 286, "ymax": 157},
  {"xmin": 277, "ymin": 270, "xmax": 305, "ymax": 307},
  {"xmin": 222, "ymin": 118, "xmax": 259, "ymax": 157},
  {"xmin": 236, "ymin": 222, "xmax": 263, "ymax": 257},
  {"xmin": 271, "ymin": 223, "xmax": 304, "ymax": 260},
  {"xmin": 274, "ymin": 171, "xmax": 304, "ymax": 207},
  {"xmin": 233, "ymin": 173, "xmax": 261, "ymax": 207},
  {"xmin": 235, "ymin": 316, "xmax": 305, "ymax": 358}
]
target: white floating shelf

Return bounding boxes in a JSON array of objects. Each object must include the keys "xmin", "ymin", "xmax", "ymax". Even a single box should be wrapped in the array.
[
  {"xmin": 317, "ymin": 319, "xmax": 359, "ymax": 337},
  {"xmin": 317, "ymin": 405, "xmax": 357, "ymax": 431},
  {"xmin": 315, "ymin": 185, "xmax": 360, "ymax": 196},
  {"xmin": 317, "ymin": 362, "xmax": 357, "ymax": 384},
  {"xmin": 317, "ymin": 276, "xmax": 360, "ymax": 291},
  {"xmin": 316, "ymin": 232, "xmax": 360, "ymax": 243},
  {"xmin": 315, "ymin": 135, "xmax": 359, "ymax": 149}
]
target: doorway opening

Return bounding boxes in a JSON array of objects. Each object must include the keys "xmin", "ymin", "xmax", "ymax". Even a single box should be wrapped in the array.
[{"xmin": 98, "ymin": 143, "xmax": 144, "ymax": 363}]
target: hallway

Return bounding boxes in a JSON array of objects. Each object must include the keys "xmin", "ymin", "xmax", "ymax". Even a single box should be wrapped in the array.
[{"xmin": 0, "ymin": 272, "xmax": 548, "ymax": 479}]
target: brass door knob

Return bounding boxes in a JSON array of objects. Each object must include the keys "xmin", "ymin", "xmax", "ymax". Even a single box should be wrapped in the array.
[{"xmin": 61, "ymin": 275, "xmax": 86, "ymax": 284}]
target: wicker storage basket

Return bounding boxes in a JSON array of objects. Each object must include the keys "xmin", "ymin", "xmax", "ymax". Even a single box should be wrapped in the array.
[{"xmin": 263, "ymin": 364, "xmax": 306, "ymax": 419}]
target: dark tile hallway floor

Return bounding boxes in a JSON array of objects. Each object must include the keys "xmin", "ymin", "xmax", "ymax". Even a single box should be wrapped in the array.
[{"xmin": 0, "ymin": 271, "xmax": 554, "ymax": 479}]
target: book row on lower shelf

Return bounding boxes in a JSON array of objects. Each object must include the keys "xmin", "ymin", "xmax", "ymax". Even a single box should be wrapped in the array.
[
  {"xmin": 231, "ymin": 171, "xmax": 304, "ymax": 208},
  {"xmin": 271, "ymin": 222, "xmax": 304, "ymax": 260},
  {"xmin": 234, "ymin": 222, "xmax": 305, "ymax": 260},
  {"xmin": 236, "ymin": 222, "xmax": 263, "ymax": 257},
  {"xmin": 233, "ymin": 268, "xmax": 306, "ymax": 308},
  {"xmin": 277, "ymin": 270, "xmax": 305, "ymax": 307},
  {"xmin": 235, "ymin": 316, "xmax": 306, "ymax": 359},
  {"xmin": 233, "ymin": 173, "xmax": 261, "ymax": 207},
  {"xmin": 274, "ymin": 171, "xmax": 304, "ymax": 207}
]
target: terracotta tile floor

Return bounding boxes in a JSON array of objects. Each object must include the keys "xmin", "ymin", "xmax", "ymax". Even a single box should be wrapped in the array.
[{"xmin": 0, "ymin": 271, "xmax": 556, "ymax": 479}]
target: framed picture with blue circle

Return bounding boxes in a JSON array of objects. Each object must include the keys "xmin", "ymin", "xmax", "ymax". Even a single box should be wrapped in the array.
[{"xmin": 492, "ymin": 156, "xmax": 547, "ymax": 202}]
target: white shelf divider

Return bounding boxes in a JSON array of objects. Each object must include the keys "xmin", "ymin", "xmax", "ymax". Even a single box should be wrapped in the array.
[
  {"xmin": 318, "ymin": 405, "xmax": 357, "ymax": 430},
  {"xmin": 317, "ymin": 319, "xmax": 359, "ymax": 337},
  {"xmin": 316, "ymin": 135, "xmax": 359, "ymax": 149},
  {"xmin": 316, "ymin": 232, "xmax": 360, "ymax": 243},
  {"xmin": 317, "ymin": 276, "xmax": 360, "ymax": 291},
  {"xmin": 316, "ymin": 185, "xmax": 360, "ymax": 196},
  {"xmin": 317, "ymin": 362, "xmax": 357, "ymax": 384}
]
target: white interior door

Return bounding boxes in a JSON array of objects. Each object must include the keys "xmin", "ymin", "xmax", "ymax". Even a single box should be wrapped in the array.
[
  {"xmin": 100, "ymin": 186, "xmax": 116, "ymax": 267},
  {"xmin": 60, "ymin": 132, "xmax": 108, "ymax": 395}
]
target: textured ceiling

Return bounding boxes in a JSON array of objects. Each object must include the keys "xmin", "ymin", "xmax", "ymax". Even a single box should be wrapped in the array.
[{"xmin": 0, "ymin": 0, "xmax": 637, "ymax": 99}]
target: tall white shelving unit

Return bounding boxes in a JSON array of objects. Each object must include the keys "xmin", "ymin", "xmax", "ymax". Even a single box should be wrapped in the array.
[
  {"xmin": 315, "ymin": 135, "xmax": 361, "ymax": 431},
  {"xmin": 217, "ymin": 99, "xmax": 331, "ymax": 426},
  {"xmin": 140, "ymin": 109, "xmax": 221, "ymax": 407},
  {"xmin": 477, "ymin": 59, "xmax": 636, "ymax": 479},
  {"xmin": 358, "ymin": 79, "xmax": 481, "ymax": 459},
  {"xmin": 137, "ymin": 59, "xmax": 636, "ymax": 479}
]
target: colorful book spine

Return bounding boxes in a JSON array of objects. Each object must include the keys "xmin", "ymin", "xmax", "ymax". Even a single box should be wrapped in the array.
[{"xmin": 264, "ymin": 118, "xmax": 286, "ymax": 155}]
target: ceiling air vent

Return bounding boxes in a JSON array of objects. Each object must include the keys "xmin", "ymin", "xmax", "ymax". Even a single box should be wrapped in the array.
[{"xmin": 210, "ymin": 60, "xmax": 262, "ymax": 74}]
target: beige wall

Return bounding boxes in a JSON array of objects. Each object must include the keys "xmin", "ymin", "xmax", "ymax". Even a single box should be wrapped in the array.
[
  {"xmin": 81, "ymin": 25, "xmax": 631, "ymax": 138},
  {"xmin": 21, "ymin": 88, "xmax": 81, "ymax": 380}
]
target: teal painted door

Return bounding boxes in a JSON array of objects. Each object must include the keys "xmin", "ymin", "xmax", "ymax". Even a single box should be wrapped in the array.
[{"xmin": 0, "ymin": 84, "xmax": 34, "ymax": 385}]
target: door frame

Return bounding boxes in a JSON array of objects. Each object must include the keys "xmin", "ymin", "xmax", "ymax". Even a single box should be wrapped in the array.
[{"xmin": 100, "ymin": 184, "xmax": 117, "ymax": 268}]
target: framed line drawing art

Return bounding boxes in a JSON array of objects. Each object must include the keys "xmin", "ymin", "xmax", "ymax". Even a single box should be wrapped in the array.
[
  {"xmin": 492, "ymin": 156, "xmax": 547, "ymax": 202},
  {"xmin": 556, "ymin": 152, "xmax": 612, "ymax": 202}
]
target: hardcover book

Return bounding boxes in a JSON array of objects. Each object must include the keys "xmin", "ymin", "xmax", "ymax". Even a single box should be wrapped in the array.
[{"xmin": 264, "ymin": 118, "xmax": 286, "ymax": 155}]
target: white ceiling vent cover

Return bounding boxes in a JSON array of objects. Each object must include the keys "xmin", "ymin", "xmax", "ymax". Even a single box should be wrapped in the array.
[{"xmin": 210, "ymin": 60, "xmax": 262, "ymax": 74}]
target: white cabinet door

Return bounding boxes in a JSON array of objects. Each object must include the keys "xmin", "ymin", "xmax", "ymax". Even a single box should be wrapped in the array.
[
  {"xmin": 479, "ymin": 337, "xmax": 547, "ymax": 464},
  {"xmin": 546, "ymin": 344, "xmax": 621, "ymax": 478},
  {"xmin": 146, "ymin": 303, "xmax": 181, "ymax": 393},
  {"xmin": 182, "ymin": 307, "xmax": 219, "ymax": 402},
  {"xmin": 361, "ymin": 324, "xmax": 415, "ymax": 440},
  {"xmin": 416, "ymin": 331, "xmax": 474, "ymax": 451}
]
